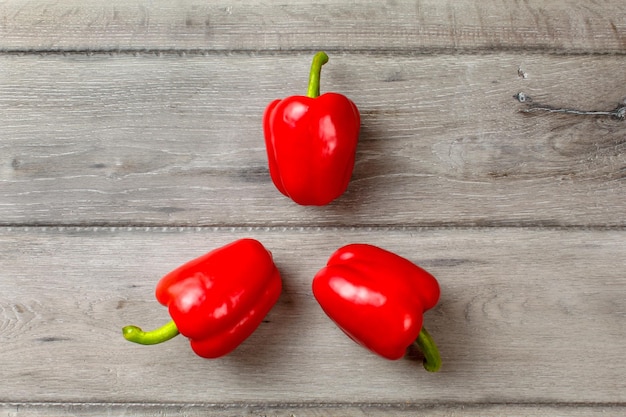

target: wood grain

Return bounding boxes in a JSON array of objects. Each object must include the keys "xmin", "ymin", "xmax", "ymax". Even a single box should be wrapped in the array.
[
  {"xmin": 0, "ymin": 227, "xmax": 624, "ymax": 404},
  {"xmin": 1, "ymin": 0, "xmax": 625, "ymax": 53},
  {"xmin": 2, "ymin": 53, "xmax": 625, "ymax": 227},
  {"xmin": 2, "ymin": 1, "xmax": 625, "ymax": 415}
]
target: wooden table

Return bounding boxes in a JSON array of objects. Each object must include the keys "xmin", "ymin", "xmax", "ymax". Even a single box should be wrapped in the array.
[{"xmin": 1, "ymin": 1, "xmax": 624, "ymax": 416}]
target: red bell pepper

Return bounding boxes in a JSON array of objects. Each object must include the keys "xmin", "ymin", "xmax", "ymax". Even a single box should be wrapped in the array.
[
  {"xmin": 263, "ymin": 51, "xmax": 361, "ymax": 206},
  {"xmin": 312, "ymin": 244, "xmax": 442, "ymax": 372},
  {"xmin": 123, "ymin": 238, "xmax": 282, "ymax": 358}
]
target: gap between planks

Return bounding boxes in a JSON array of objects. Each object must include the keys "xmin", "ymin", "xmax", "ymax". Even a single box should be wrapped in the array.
[
  {"xmin": 3, "ymin": 49, "xmax": 626, "ymax": 57},
  {"xmin": 2, "ymin": 225, "xmax": 626, "ymax": 232},
  {"xmin": 1, "ymin": 401, "xmax": 625, "ymax": 416}
]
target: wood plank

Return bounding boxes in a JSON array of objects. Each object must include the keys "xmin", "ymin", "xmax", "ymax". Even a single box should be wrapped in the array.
[
  {"xmin": 0, "ymin": 227, "xmax": 624, "ymax": 404},
  {"xmin": 2, "ymin": 53, "xmax": 625, "ymax": 227},
  {"xmin": 0, "ymin": 403, "xmax": 623, "ymax": 417},
  {"xmin": 1, "ymin": 0, "xmax": 625, "ymax": 53}
]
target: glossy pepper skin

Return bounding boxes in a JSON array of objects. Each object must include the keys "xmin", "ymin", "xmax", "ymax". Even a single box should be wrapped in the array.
[
  {"xmin": 123, "ymin": 239, "xmax": 282, "ymax": 359},
  {"xmin": 263, "ymin": 51, "xmax": 360, "ymax": 206},
  {"xmin": 312, "ymin": 244, "xmax": 442, "ymax": 371}
]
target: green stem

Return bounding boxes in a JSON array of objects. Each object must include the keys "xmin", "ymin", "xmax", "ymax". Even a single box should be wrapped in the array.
[
  {"xmin": 306, "ymin": 51, "xmax": 329, "ymax": 98},
  {"xmin": 414, "ymin": 326, "xmax": 442, "ymax": 372},
  {"xmin": 122, "ymin": 320, "xmax": 180, "ymax": 345}
]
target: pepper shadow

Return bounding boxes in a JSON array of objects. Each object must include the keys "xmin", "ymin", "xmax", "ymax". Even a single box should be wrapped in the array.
[
  {"xmin": 217, "ymin": 259, "xmax": 303, "ymax": 373},
  {"xmin": 403, "ymin": 285, "xmax": 483, "ymax": 377},
  {"xmin": 323, "ymin": 112, "xmax": 398, "ymax": 216}
]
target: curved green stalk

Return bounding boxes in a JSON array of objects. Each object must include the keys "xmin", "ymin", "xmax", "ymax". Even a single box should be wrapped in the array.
[
  {"xmin": 306, "ymin": 51, "xmax": 330, "ymax": 98},
  {"xmin": 414, "ymin": 326, "xmax": 442, "ymax": 372},
  {"xmin": 122, "ymin": 320, "xmax": 180, "ymax": 345}
]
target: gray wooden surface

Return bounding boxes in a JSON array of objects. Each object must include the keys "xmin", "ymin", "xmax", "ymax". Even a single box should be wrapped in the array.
[{"xmin": 1, "ymin": 1, "xmax": 625, "ymax": 416}]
